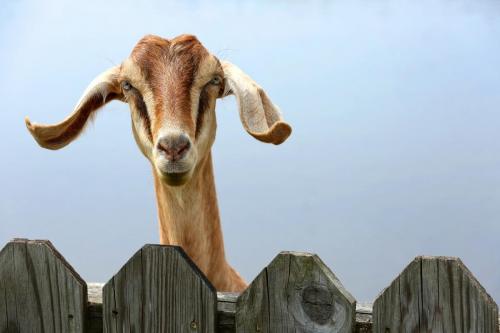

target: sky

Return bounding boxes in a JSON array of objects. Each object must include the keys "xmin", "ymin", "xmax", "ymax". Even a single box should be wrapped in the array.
[{"xmin": 1, "ymin": 0, "xmax": 499, "ymax": 304}]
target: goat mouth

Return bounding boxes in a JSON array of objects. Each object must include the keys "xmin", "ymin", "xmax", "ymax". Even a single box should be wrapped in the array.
[{"xmin": 159, "ymin": 170, "xmax": 191, "ymax": 186}]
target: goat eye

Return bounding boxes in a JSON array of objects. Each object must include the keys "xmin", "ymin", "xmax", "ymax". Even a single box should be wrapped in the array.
[
  {"xmin": 122, "ymin": 81, "xmax": 132, "ymax": 91},
  {"xmin": 209, "ymin": 76, "xmax": 222, "ymax": 85}
]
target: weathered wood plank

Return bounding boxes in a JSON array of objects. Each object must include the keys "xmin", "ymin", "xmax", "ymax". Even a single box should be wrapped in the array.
[
  {"xmin": 420, "ymin": 256, "xmax": 440, "ymax": 331},
  {"xmin": 372, "ymin": 277, "xmax": 401, "ymax": 333},
  {"xmin": 236, "ymin": 251, "xmax": 356, "ymax": 333},
  {"xmin": 355, "ymin": 303, "xmax": 373, "ymax": 333},
  {"xmin": 0, "ymin": 239, "xmax": 87, "ymax": 333},
  {"xmin": 438, "ymin": 257, "xmax": 462, "ymax": 332},
  {"xmin": 399, "ymin": 258, "xmax": 421, "ymax": 332},
  {"xmin": 102, "ymin": 244, "xmax": 217, "ymax": 333},
  {"xmin": 217, "ymin": 292, "xmax": 238, "ymax": 333},
  {"xmin": 373, "ymin": 256, "xmax": 499, "ymax": 333}
]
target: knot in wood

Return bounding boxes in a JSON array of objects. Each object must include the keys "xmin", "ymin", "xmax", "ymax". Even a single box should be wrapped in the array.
[{"xmin": 301, "ymin": 285, "xmax": 334, "ymax": 325}]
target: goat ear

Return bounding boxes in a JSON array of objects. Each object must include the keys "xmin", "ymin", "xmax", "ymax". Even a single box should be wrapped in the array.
[
  {"xmin": 25, "ymin": 66, "xmax": 123, "ymax": 150},
  {"xmin": 220, "ymin": 61, "xmax": 291, "ymax": 145}
]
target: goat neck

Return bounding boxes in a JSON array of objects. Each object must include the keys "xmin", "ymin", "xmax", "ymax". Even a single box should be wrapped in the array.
[{"xmin": 153, "ymin": 152, "xmax": 246, "ymax": 292}]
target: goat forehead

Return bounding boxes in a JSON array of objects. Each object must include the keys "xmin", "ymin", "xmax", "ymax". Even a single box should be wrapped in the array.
[
  {"xmin": 130, "ymin": 34, "xmax": 209, "ymax": 83},
  {"xmin": 124, "ymin": 35, "xmax": 219, "ymax": 136}
]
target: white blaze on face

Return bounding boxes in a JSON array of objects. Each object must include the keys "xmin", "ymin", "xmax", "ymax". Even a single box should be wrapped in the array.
[
  {"xmin": 121, "ymin": 59, "xmax": 157, "ymax": 160},
  {"xmin": 189, "ymin": 55, "xmax": 222, "ymax": 159}
]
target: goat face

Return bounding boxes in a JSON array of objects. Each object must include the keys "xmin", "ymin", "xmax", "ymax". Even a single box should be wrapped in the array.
[
  {"xmin": 124, "ymin": 35, "xmax": 222, "ymax": 186},
  {"xmin": 25, "ymin": 34, "xmax": 292, "ymax": 186}
]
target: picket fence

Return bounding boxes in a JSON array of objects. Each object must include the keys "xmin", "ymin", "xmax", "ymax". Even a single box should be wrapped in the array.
[{"xmin": 0, "ymin": 238, "xmax": 498, "ymax": 332}]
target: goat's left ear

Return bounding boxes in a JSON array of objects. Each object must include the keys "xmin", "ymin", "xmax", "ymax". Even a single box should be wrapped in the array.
[
  {"xmin": 220, "ymin": 61, "xmax": 291, "ymax": 145},
  {"xmin": 25, "ymin": 65, "xmax": 123, "ymax": 150}
]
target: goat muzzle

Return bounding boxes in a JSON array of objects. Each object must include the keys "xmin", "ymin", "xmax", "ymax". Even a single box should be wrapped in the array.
[{"xmin": 157, "ymin": 134, "xmax": 191, "ymax": 163}]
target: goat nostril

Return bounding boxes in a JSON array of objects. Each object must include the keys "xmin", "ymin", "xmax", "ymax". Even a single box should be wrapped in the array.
[
  {"xmin": 157, "ymin": 135, "xmax": 191, "ymax": 162},
  {"xmin": 177, "ymin": 141, "xmax": 190, "ymax": 156},
  {"xmin": 156, "ymin": 141, "xmax": 172, "ymax": 156}
]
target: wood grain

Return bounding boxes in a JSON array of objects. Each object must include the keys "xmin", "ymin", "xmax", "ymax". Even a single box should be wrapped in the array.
[
  {"xmin": 373, "ymin": 256, "xmax": 499, "ymax": 333},
  {"xmin": 0, "ymin": 239, "xmax": 87, "ymax": 333},
  {"xmin": 236, "ymin": 251, "xmax": 356, "ymax": 333},
  {"xmin": 372, "ymin": 276, "xmax": 401, "ymax": 333},
  {"xmin": 102, "ymin": 244, "xmax": 216, "ymax": 333}
]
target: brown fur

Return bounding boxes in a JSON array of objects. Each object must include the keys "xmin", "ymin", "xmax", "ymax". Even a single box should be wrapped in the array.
[
  {"xmin": 131, "ymin": 35, "xmax": 208, "ymax": 140},
  {"xmin": 153, "ymin": 153, "xmax": 246, "ymax": 291}
]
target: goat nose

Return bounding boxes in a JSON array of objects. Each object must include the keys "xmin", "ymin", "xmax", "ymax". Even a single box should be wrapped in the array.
[{"xmin": 157, "ymin": 134, "xmax": 191, "ymax": 162}]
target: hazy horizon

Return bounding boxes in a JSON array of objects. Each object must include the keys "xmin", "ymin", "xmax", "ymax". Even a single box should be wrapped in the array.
[{"xmin": 1, "ymin": 0, "xmax": 499, "ymax": 303}]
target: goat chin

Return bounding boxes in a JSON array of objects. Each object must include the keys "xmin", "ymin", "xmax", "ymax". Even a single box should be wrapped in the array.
[
  {"xmin": 153, "ymin": 154, "xmax": 195, "ymax": 186},
  {"xmin": 158, "ymin": 170, "xmax": 192, "ymax": 186}
]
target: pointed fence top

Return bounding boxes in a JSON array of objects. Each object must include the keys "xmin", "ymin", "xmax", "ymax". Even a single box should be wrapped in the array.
[
  {"xmin": 236, "ymin": 251, "xmax": 356, "ymax": 333},
  {"xmin": 0, "ymin": 238, "xmax": 87, "ymax": 333},
  {"xmin": 373, "ymin": 255, "xmax": 499, "ymax": 333},
  {"xmin": 102, "ymin": 244, "xmax": 217, "ymax": 333}
]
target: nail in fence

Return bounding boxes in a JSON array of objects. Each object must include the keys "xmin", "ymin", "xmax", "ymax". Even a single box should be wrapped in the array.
[{"xmin": 0, "ymin": 239, "xmax": 498, "ymax": 332}]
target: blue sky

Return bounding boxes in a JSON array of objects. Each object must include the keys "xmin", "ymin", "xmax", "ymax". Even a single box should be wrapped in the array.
[{"xmin": 1, "ymin": 0, "xmax": 499, "ymax": 303}]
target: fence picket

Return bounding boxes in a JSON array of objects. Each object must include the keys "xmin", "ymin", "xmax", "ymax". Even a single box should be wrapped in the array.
[
  {"xmin": 0, "ymin": 239, "xmax": 87, "ymax": 333},
  {"xmin": 373, "ymin": 256, "xmax": 499, "ymax": 333},
  {"xmin": 236, "ymin": 251, "xmax": 356, "ymax": 333},
  {"xmin": 102, "ymin": 244, "xmax": 217, "ymax": 333}
]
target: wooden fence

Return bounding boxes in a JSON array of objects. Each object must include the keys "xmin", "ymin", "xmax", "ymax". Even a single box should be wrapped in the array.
[{"xmin": 0, "ymin": 238, "xmax": 498, "ymax": 332}]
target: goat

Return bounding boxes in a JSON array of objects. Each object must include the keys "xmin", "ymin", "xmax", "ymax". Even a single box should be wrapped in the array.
[{"xmin": 25, "ymin": 34, "xmax": 291, "ymax": 292}]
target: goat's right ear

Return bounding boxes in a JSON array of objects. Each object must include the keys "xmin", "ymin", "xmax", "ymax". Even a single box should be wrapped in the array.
[{"xmin": 25, "ymin": 66, "xmax": 123, "ymax": 150}]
